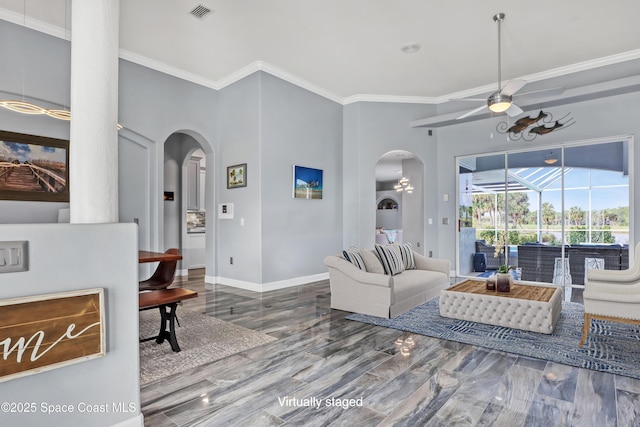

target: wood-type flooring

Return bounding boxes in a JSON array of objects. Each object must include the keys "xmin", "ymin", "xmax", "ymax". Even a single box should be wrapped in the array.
[{"xmin": 141, "ymin": 270, "xmax": 640, "ymax": 426}]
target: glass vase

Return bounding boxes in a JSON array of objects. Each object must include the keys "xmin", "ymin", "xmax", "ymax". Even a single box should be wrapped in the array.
[{"xmin": 496, "ymin": 273, "xmax": 512, "ymax": 293}]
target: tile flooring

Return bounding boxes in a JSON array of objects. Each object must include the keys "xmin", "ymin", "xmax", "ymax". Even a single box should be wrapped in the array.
[{"xmin": 141, "ymin": 270, "xmax": 640, "ymax": 426}]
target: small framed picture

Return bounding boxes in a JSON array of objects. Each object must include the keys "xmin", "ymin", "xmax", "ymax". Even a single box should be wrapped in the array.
[
  {"xmin": 293, "ymin": 165, "xmax": 323, "ymax": 199},
  {"xmin": 227, "ymin": 163, "xmax": 247, "ymax": 189}
]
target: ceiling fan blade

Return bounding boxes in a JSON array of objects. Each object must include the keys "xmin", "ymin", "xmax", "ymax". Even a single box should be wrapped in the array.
[
  {"xmin": 514, "ymin": 87, "xmax": 564, "ymax": 99},
  {"xmin": 501, "ymin": 79, "xmax": 527, "ymax": 96},
  {"xmin": 457, "ymin": 105, "xmax": 488, "ymax": 120},
  {"xmin": 448, "ymin": 98, "xmax": 487, "ymax": 102},
  {"xmin": 505, "ymin": 103, "xmax": 523, "ymax": 117}
]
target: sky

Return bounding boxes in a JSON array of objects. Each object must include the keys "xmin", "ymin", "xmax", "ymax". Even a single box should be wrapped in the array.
[
  {"xmin": 526, "ymin": 168, "xmax": 629, "ymax": 212},
  {"xmin": 294, "ymin": 165, "xmax": 323, "ymax": 189},
  {"xmin": 0, "ymin": 141, "xmax": 66, "ymax": 164}
]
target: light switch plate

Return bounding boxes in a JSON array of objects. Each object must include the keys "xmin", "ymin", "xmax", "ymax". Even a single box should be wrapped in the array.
[{"xmin": 0, "ymin": 241, "xmax": 28, "ymax": 273}]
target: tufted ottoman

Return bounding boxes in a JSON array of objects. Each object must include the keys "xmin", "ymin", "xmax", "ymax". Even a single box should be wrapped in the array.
[{"xmin": 439, "ymin": 279, "xmax": 562, "ymax": 334}]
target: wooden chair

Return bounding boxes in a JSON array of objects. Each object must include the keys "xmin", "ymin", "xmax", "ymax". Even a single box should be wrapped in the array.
[{"xmin": 139, "ymin": 248, "xmax": 180, "ymax": 291}]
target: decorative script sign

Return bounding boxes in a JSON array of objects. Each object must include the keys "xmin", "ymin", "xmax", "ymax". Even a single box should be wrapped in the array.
[{"xmin": 0, "ymin": 288, "xmax": 105, "ymax": 383}]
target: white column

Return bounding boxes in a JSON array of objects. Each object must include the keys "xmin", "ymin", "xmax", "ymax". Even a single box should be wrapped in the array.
[{"xmin": 69, "ymin": 0, "xmax": 120, "ymax": 223}]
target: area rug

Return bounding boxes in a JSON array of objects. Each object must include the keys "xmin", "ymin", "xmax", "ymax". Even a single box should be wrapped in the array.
[
  {"xmin": 139, "ymin": 309, "xmax": 277, "ymax": 385},
  {"xmin": 346, "ymin": 298, "xmax": 640, "ymax": 380}
]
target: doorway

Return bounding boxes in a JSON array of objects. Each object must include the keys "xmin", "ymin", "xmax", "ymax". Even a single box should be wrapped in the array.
[
  {"xmin": 375, "ymin": 150, "xmax": 425, "ymax": 252},
  {"xmin": 457, "ymin": 138, "xmax": 632, "ymax": 293},
  {"xmin": 163, "ymin": 132, "xmax": 214, "ymax": 276}
]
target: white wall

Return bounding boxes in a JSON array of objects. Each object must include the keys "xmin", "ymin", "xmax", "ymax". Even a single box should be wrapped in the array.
[{"xmin": 0, "ymin": 223, "xmax": 140, "ymax": 427}]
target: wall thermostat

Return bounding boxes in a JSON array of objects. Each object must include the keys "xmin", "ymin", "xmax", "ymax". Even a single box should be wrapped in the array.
[{"xmin": 218, "ymin": 203, "xmax": 234, "ymax": 219}]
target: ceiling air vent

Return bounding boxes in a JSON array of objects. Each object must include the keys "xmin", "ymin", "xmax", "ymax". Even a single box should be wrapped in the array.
[{"xmin": 190, "ymin": 4, "xmax": 212, "ymax": 19}]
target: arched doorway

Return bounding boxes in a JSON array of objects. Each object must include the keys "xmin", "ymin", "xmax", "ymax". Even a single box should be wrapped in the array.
[
  {"xmin": 163, "ymin": 131, "xmax": 214, "ymax": 277},
  {"xmin": 375, "ymin": 150, "xmax": 425, "ymax": 253}
]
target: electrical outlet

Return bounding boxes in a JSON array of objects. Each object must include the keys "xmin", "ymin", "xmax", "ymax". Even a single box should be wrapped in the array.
[{"xmin": 0, "ymin": 241, "xmax": 28, "ymax": 273}]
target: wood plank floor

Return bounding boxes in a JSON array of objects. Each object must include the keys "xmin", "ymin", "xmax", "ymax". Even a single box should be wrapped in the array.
[{"xmin": 141, "ymin": 270, "xmax": 640, "ymax": 426}]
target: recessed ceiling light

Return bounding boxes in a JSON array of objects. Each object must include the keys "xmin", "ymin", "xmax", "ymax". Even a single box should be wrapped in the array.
[{"xmin": 400, "ymin": 43, "xmax": 421, "ymax": 54}]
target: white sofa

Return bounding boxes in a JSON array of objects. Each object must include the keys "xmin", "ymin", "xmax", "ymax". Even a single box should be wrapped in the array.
[{"xmin": 324, "ymin": 248, "xmax": 450, "ymax": 318}]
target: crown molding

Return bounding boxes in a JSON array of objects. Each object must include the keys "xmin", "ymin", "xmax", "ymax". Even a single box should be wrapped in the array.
[
  {"xmin": 343, "ymin": 94, "xmax": 438, "ymax": 105},
  {"xmin": 435, "ymin": 49, "xmax": 640, "ymax": 103},
  {"xmin": 0, "ymin": 7, "xmax": 69, "ymax": 40},
  {"xmin": 118, "ymin": 49, "xmax": 220, "ymax": 90},
  {"xmin": 3, "ymin": 9, "xmax": 640, "ymax": 107}
]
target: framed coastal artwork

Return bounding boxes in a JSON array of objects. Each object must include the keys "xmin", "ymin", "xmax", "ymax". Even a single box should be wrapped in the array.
[
  {"xmin": 227, "ymin": 163, "xmax": 247, "ymax": 189},
  {"xmin": 293, "ymin": 165, "xmax": 323, "ymax": 199},
  {"xmin": 0, "ymin": 130, "xmax": 69, "ymax": 202}
]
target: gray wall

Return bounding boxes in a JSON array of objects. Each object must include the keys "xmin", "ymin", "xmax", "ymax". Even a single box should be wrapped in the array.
[
  {"xmin": 436, "ymin": 91, "xmax": 640, "ymax": 269},
  {"xmin": 118, "ymin": 60, "xmax": 218, "ymax": 276},
  {"xmin": 217, "ymin": 73, "xmax": 262, "ymax": 283},
  {"xmin": 0, "ymin": 20, "xmax": 219, "ymax": 274},
  {"xmin": 342, "ymin": 102, "xmax": 439, "ymax": 255},
  {"xmin": 376, "ymin": 191, "xmax": 401, "ymax": 229},
  {"xmin": 216, "ymin": 72, "xmax": 343, "ymax": 285},
  {"xmin": 0, "ymin": 21, "xmax": 70, "ymax": 224},
  {"xmin": 401, "ymin": 157, "xmax": 425, "ymax": 254},
  {"xmin": 0, "ymin": 223, "xmax": 140, "ymax": 427},
  {"xmin": 260, "ymin": 73, "xmax": 343, "ymax": 283}
]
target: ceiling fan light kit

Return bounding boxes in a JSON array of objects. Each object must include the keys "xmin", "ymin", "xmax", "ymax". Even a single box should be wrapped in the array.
[{"xmin": 487, "ymin": 92, "xmax": 512, "ymax": 113}]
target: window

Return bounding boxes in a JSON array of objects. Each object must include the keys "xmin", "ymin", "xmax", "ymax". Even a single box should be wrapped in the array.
[{"xmin": 457, "ymin": 139, "xmax": 631, "ymax": 290}]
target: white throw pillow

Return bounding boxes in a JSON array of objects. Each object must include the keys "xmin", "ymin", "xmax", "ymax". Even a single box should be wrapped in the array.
[{"xmin": 360, "ymin": 249, "xmax": 385, "ymax": 274}]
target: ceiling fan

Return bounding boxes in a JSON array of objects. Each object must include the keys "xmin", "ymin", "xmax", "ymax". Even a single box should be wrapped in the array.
[{"xmin": 455, "ymin": 13, "xmax": 561, "ymax": 120}]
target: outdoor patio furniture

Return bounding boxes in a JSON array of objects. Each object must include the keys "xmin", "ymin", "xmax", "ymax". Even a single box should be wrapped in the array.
[
  {"xmin": 475, "ymin": 240, "xmax": 504, "ymax": 270},
  {"xmin": 569, "ymin": 244, "xmax": 628, "ymax": 285},
  {"xmin": 518, "ymin": 244, "xmax": 566, "ymax": 283},
  {"xmin": 517, "ymin": 243, "xmax": 629, "ymax": 285}
]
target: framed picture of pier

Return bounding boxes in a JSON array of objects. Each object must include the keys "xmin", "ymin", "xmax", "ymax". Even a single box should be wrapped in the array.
[
  {"xmin": 293, "ymin": 165, "xmax": 323, "ymax": 199},
  {"xmin": 0, "ymin": 130, "xmax": 69, "ymax": 202}
]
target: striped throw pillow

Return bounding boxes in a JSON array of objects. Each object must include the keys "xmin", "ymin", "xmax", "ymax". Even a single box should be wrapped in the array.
[
  {"xmin": 394, "ymin": 242, "xmax": 416, "ymax": 270},
  {"xmin": 374, "ymin": 244, "xmax": 404, "ymax": 276},
  {"xmin": 343, "ymin": 250, "xmax": 366, "ymax": 270}
]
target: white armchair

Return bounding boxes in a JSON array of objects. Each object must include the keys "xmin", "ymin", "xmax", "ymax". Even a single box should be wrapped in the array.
[{"xmin": 580, "ymin": 242, "xmax": 640, "ymax": 347}]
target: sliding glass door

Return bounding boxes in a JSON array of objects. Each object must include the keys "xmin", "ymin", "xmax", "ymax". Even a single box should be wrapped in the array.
[{"xmin": 458, "ymin": 139, "xmax": 631, "ymax": 291}]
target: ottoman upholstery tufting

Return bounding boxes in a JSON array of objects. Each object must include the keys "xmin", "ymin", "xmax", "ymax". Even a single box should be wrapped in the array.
[{"xmin": 439, "ymin": 279, "xmax": 562, "ymax": 334}]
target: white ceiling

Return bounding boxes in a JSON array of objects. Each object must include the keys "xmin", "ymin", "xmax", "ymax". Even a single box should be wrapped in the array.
[{"xmin": 2, "ymin": 0, "xmax": 640, "ymax": 106}]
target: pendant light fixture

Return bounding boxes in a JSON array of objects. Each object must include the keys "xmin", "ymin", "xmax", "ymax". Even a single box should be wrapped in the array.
[
  {"xmin": 394, "ymin": 176, "xmax": 414, "ymax": 193},
  {"xmin": 0, "ymin": 1, "xmax": 123, "ymax": 129}
]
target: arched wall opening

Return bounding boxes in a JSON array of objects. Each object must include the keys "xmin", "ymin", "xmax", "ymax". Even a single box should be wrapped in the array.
[
  {"xmin": 163, "ymin": 130, "xmax": 215, "ymax": 277},
  {"xmin": 375, "ymin": 150, "xmax": 425, "ymax": 253}
]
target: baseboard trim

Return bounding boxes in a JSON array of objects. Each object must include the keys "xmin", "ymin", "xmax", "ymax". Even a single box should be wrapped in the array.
[
  {"xmin": 176, "ymin": 269, "xmax": 189, "ymax": 277},
  {"xmin": 111, "ymin": 414, "xmax": 143, "ymax": 427},
  {"xmin": 204, "ymin": 273, "xmax": 329, "ymax": 292}
]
